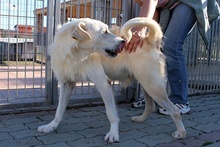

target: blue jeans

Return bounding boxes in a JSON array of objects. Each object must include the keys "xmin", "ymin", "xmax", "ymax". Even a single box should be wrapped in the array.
[{"xmin": 162, "ymin": 3, "xmax": 196, "ymax": 104}]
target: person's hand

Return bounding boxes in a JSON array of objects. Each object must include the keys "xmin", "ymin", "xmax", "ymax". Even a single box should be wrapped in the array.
[{"xmin": 124, "ymin": 27, "xmax": 146, "ymax": 53}]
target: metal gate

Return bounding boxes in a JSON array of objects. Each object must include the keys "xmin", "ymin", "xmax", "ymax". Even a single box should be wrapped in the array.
[
  {"xmin": 0, "ymin": 0, "xmax": 220, "ymax": 112},
  {"xmin": 0, "ymin": 0, "xmax": 127, "ymax": 111},
  {"xmin": 0, "ymin": 0, "xmax": 47, "ymax": 111}
]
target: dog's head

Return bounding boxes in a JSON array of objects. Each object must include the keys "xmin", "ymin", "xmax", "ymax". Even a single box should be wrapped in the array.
[{"xmin": 71, "ymin": 18, "xmax": 125, "ymax": 57}]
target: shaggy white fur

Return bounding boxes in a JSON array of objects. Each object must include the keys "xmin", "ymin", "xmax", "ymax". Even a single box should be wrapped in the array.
[{"xmin": 38, "ymin": 17, "xmax": 186, "ymax": 143}]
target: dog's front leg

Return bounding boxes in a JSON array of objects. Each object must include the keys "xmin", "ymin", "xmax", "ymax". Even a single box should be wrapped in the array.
[
  {"xmin": 38, "ymin": 82, "xmax": 74, "ymax": 133},
  {"xmin": 92, "ymin": 78, "xmax": 120, "ymax": 143}
]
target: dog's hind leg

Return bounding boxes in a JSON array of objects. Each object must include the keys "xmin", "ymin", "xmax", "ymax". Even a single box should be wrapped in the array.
[
  {"xmin": 131, "ymin": 88, "xmax": 155, "ymax": 122},
  {"xmin": 38, "ymin": 82, "xmax": 75, "ymax": 133},
  {"xmin": 140, "ymin": 81, "xmax": 186, "ymax": 139}
]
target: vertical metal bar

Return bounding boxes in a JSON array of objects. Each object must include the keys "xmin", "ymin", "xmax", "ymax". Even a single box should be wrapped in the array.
[
  {"xmin": 216, "ymin": 19, "xmax": 220, "ymax": 90},
  {"xmin": 15, "ymin": 0, "xmax": 19, "ymax": 98},
  {"xmin": 39, "ymin": 1, "xmax": 43, "ymax": 95},
  {"xmin": 24, "ymin": 0, "xmax": 28, "ymax": 98},
  {"xmin": 33, "ymin": 0, "xmax": 37, "ymax": 98},
  {"xmin": 91, "ymin": 0, "xmax": 94, "ymax": 18},
  {"xmin": 55, "ymin": 0, "xmax": 61, "ymax": 29},
  {"xmin": 109, "ymin": 0, "xmax": 113, "ymax": 26},
  {"xmin": 191, "ymin": 29, "xmax": 197, "ymax": 93},
  {"xmin": 103, "ymin": 0, "xmax": 106, "ymax": 23},
  {"xmin": 62, "ymin": 0, "xmax": 66, "ymax": 23},
  {"xmin": 69, "ymin": 0, "xmax": 73, "ymax": 21},
  {"xmin": 77, "ymin": 0, "xmax": 80, "ymax": 18},
  {"xmin": 7, "ymin": 0, "xmax": 11, "ymax": 100},
  {"xmin": 212, "ymin": 20, "xmax": 218, "ymax": 90},
  {"xmin": 52, "ymin": 0, "xmax": 61, "ymax": 104},
  {"xmin": 121, "ymin": 0, "xmax": 132, "ymax": 24},
  {"xmin": 84, "ymin": 0, "xmax": 87, "ymax": 18},
  {"xmin": 46, "ymin": 0, "xmax": 54, "ymax": 105}
]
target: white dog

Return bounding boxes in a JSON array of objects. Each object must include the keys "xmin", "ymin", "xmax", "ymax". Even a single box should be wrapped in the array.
[{"xmin": 38, "ymin": 17, "xmax": 186, "ymax": 143}]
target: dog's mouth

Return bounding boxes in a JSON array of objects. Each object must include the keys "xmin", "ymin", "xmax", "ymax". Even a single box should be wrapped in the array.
[{"xmin": 105, "ymin": 42, "xmax": 125, "ymax": 57}]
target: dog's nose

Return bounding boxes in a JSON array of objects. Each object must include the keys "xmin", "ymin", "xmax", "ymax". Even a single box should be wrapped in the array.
[{"xmin": 121, "ymin": 40, "xmax": 126, "ymax": 43}]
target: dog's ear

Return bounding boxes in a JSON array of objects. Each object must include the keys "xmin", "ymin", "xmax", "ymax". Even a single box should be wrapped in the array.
[{"xmin": 72, "ymin": 22, "xmax": 91, "ymax": 41}]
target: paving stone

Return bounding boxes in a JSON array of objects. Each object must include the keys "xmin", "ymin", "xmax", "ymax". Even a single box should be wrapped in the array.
[
  {"xmin": 189, "ymin": 110, "xmax": 213, "ymax": 118},
  {"xmin": 120, "ymin": 139, "xmax": 148, "ymax": 147},
  {"xmin": 0, "ymin": 114, "xmax": 16, "ymax": 120},
  {"xmin": 1, "ymin": 116, "xmax": 39, "ymax": 126},
  {"xmin": 36, "ymin": 132, "xmax": 84, "ymax": 145},
  {"xmin": 64, "ymin": 116, "xmax": 97, "ymax": 124},
  {"xmin": 78, "ymin": 105, "xmax": 105, "ymax": 112},
  {"xmin": 37, "ymin": 114, "xmax": 56, "ymax": 121},
  {"xmin": 45, "ymin": 142, "xmax": 71, "ymax": 147},
  {"xmin": 1, "ymin": 94, "xmax": 220, "ymax": 146},
  {"xmin": 195, "ymin": 122, "xmax": 220, "ymax": 133},
  {"xmin": 196, "ymin": 131, "xmax": 220, "ymax": 142},
  {"xmin": 120, "ymin": 129, "xmax": 147, "ymax": 142},
  {"xmin": 155, "ymin": 141, "xmax": 187, "ymax": 147},
  {"xmin": 0, "ymin": 140, "xmax": 26, "ymax": 147},
  {"xmin": 120, "ymin": 108, "xmax": 143, "ymax": 117},
  {"xmin": 0, "ymin": 123, "xmax": 29, "ymax": 133},
  {"xmin": 67, "ymin": 135, "xmax": 109, "ymax": 147},
  {"xmin": 17, "ymin": 111, "xmax": 50, "ymax": 118},
  {"xmin": 177, "ymin": 136, "xmax": 206, "ymax": 147},
  {"xmin": 210, "ymin": 108, "xmax": 220, "ymax": 115},
  {"xmin": 69, "ymin": 110, "xmax": 103, "ymax": 118},
  {"xmin": 119, "ymin": 121, "xmax": 149, "ymax": 132},
  {"xmin": 136, "ymin": 133, "xmax": 174, "ymax": 147},
  {"xmin": 90, "ymin": 113, "xmax": 109, "ymax": 121},
  {"xmin": 25, "ymin": 121, "xmax": 51, "ymax": 130},
  {"xmin": 0, "ymin": 132, "xmax": 14, "ymax": 141},
  {"xmin": 146, "ymin": 117, "xmax": 173, "ymax": 127},
  {"xmin": 156, "ymin": 136, "xmax": 205, "ymax": 147},
  {"xmin": 77, "ymin": 126, "xmax": 109, "ymax": 139},
  {"xmin": 17, "ymin": 136, "xmax": 43, "ymax": 146},
  {"xmin": 185, "ymin": 127, "xmax": 203, "ymax": 138},
  {"xmin": 192, "ymin": 116, "xmax": 218, "ymax": 125},
  {"xmin": 183, "ymin": 119, "xmax": 198, "ymax": 128},
  {"xmin": 85, "ymin": 119, "xmax": 109, "ymax": 128},
  {"xmin": 206, "ymin": 142, "xmax": 220, "ymax": 147},
  {"xmin": 139, "ymin": 124, "xmax": 174, "ymax": 136},
  {"xmin": 10, "ymin": 129, "xmax": 38, "ymax": 139},
  {"xmin": 56, "ymin": 123, "xmax": 91, "ymax": 133}
]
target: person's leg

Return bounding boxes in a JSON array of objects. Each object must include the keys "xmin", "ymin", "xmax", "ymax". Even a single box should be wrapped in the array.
[{"xmin": 162, "ymin": 3, "xmax": 196, "ymax": 105}]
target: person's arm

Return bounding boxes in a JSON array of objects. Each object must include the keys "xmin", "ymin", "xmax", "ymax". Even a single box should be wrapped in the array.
[{"xmin": 124, "ymin": 0, "xmax": 158, "ymax": 53}]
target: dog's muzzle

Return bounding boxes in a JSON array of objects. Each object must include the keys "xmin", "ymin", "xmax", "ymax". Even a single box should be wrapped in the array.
[{"xmin": 105, "ymin": 41, "xmax": 125, "ymax": 57}]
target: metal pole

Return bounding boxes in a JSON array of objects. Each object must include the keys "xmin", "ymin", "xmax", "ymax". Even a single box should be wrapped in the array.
[
  {"xmin": 51, "ymin": 0, "xmax": 61, "ymax": 105},
  {"xmin": 45, "ymin": 0, "xmax": 54, "ymax": 105}
]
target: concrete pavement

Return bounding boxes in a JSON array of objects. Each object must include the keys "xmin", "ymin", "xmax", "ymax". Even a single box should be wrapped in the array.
[{"xmin": 0, "ymin": 94, "xmax": 220, "ymax": 147}]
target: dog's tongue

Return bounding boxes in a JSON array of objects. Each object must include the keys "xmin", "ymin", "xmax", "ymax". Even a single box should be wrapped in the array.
[{"xmin": 117, "ymin": 42, "xmax": 125, "ymax": 53}]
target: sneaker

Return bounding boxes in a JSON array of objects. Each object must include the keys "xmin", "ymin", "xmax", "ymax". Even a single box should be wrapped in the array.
[
  {"xmin": 132, "ymin": 95, "xmax": 145, "ymax": 108},
  {"xmin": 158, "ymin": 102, "xmax": 190, "ymax": 115}
]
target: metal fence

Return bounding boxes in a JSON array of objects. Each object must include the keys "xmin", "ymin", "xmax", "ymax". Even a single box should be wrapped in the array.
[
  {"xmin": 0, "ymin": 0, "xmax": 220, "ymax": 112},
  {"xmin": 186, "ymin": 19, "xmax": 220, "ymax": 95},
  {"xmin": 0, "ymin": 0, "xmax": 47, "ymax": 110}
]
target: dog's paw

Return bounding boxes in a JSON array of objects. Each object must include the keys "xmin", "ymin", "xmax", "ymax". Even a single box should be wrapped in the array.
[
  {"xmin": 37, "ymin": 122, "xmax": 58, "ymax": 133},
  {"xmin": 131, "ymin": 115, "xmax": 145, "ymax": 122},
  {"xmin": 172, "ymin": 130, "xmax": 186, "ymax": 139},
  {"xmin": 104, "ymin": 131, "xmax": 119, "ymax": 143}
]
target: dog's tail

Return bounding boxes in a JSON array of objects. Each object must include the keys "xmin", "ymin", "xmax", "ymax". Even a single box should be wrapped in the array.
[{"xmin": 120, "ymin": 17, "xmax": 163, "ymax": 46}]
